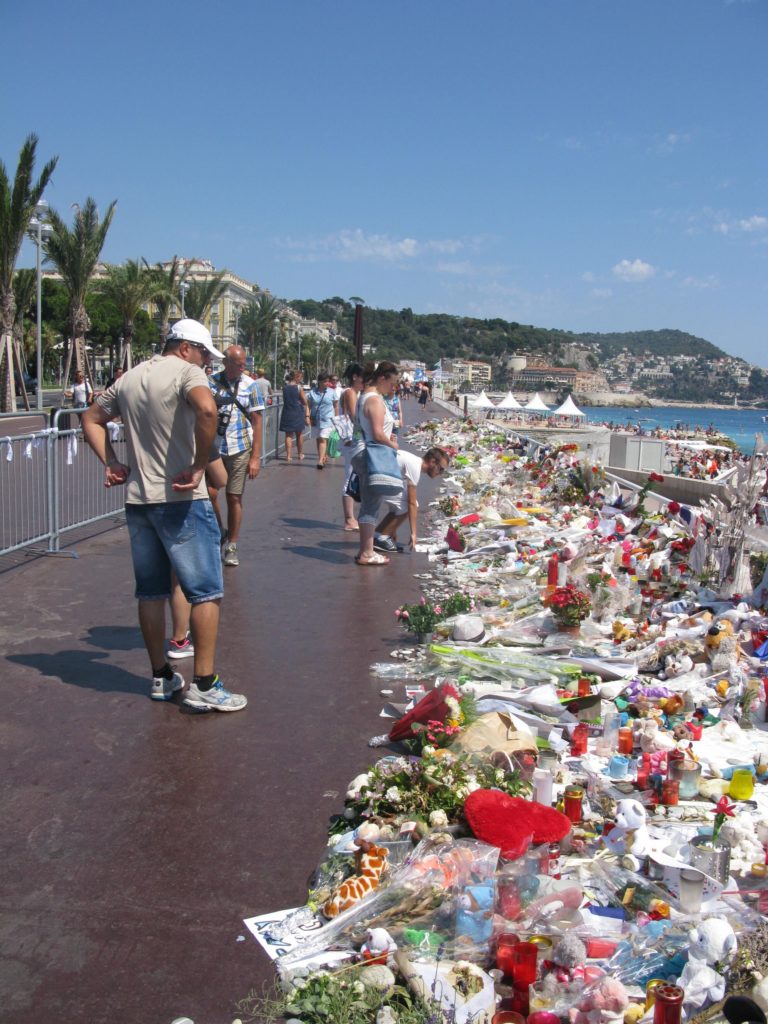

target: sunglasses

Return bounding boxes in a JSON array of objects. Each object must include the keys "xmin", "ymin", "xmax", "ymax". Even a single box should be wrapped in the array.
[{"xmin": 188, "ymin": 342, "xmax": 212, "ymax": 358}]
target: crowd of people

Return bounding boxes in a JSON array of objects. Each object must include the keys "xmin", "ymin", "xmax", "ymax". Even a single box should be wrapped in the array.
[{"xmin": 80, "ymin": 318, "xmax": 448, "ymax": 715}]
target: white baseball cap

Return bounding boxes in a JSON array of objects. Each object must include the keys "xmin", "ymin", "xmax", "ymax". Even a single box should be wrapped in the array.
[{"xmin": 168, "ymin": 319, "xmax": 224, "ymax": 359}]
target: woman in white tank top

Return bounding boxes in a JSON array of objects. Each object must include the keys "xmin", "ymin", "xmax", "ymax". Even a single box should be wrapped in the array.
[{"xmin": 353, "ymin": 361, "xmax": 400, "ymax": 565}]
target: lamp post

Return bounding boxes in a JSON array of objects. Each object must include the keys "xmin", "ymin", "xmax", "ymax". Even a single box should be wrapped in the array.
[
  {"xmin": 297, "ymin": 333, "xmax": 302, "ymax": 379},
  {"xmin": 315, "ymin": 336, "xmax": 320, "ymax": 379},
  {"xmin": 28, "ymin": 200, "xmax": 50, "ymax": 410},
  {"xmin": 273, "ymin": 317, "xmax": 280, "ymax": 389},
  {"xmin": 179, "ymin": 280, "xmax": 190, "ymax": 317}
]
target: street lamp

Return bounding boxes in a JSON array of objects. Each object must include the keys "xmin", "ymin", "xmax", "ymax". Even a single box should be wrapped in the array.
[
  {"xmin": 179, "ymin": 280, "xmax": 190, "ymax": 317},
  {"xmin": 297, "ymin": 333, "xmax": 302, "ymax": 379},
  {"xmin": 28, "ymin": 199, "xmax": 51, "ymax": 410},
  {"xmin": 315, "ymin": 336, "xmax": 320, "ymax": 379},
  {"xmin": 273, "ymin": 317, "xmax": 280, "ymax": 389}
]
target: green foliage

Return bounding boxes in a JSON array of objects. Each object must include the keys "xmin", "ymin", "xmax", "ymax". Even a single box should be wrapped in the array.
[{"xmin": 183, "ymin": 271, "xmax": 226, "ymax": 322}]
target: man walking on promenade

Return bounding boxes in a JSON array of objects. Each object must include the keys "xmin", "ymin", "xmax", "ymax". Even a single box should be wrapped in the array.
[
  {"xmin": 208, "ymin": 345, "xmax": 264, "ymax": 567},
  {"xmin": 81, "ymin": 319, "xmax": 248, "ymax": 712},
  {"xmin": 253, "ymin": 366, "xmax": 272, "ymax": 406}
]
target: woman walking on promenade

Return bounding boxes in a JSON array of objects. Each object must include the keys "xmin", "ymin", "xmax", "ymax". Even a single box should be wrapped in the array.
[
  {"xmin": 279, "ymin": 370, "xmax": 309, "ymax": 461},
  {"xmin": 307, "ymin": 372, "xmax": 338, "ymax": 469},
  {"xmin": 339, "ymin": 362, "xmax": 364, "ymax": 531},
  {"xmin": 352, "ymin": 361, "xmax": 399, "ymax": 566}
]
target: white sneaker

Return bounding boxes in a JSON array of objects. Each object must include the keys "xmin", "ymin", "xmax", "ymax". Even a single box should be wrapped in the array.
[
  {"xmin": 167, "ymin": 633, "xmax": 194, "ymax": 659},
  {"xmin": 183, "ymin": 677, "xmax": 247, "ymax": 712},
  {"xmin": 150, "ymin": 671, "xmax": 184, "ymax": 702},
  {"xmin": 223, "ymin": 542, "xmax": 239, "ymax": 566}
]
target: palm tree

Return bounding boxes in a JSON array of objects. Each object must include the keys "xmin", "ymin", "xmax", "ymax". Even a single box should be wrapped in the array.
[
  {"xmin": 231, "ymin": 293, "xmax": 281, "ymax": 357},
  {"xmin": 43, "ymin": 196, "xmax": 116, "ymax": 384},
  {"xmin": 183, "ymin": 270, "xmax": 227, "ymax": 323},
  {"xmin": 97, "ymin": 259, "xmax": 157, "ymax": 368},
  {"xmin": 0, "ymin": 133, "xmax": 58, "ymax": 409},
  {"xmin": 149, "ymin": 256, "xmax": 186, "ymax": 347},
  {"xmin": 12, "ymin": 268, "xmax": 35, "ymax": 344}
]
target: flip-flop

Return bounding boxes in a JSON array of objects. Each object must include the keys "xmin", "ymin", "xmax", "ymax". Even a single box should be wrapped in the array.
[
  {"xmin": 343, "ymin": 525, "xmax": 359, "ymax": 532},
  {"xmin": 355, "ymin": 553, "xmax": 390, "ymax": 566}
]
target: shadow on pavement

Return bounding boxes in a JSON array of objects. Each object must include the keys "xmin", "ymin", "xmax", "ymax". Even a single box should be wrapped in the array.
[
  {"xmin": 85, "ymin": 624, "xmax": 144, "ymax": 650},
  {"xmin": 281, "ymin": 544, "xmax": 350, "ymax": 564},
  {"xmin": 280, "ymin": 517, "xmax": 340, "ymax": 530},
  {"xmin": 7, "ymin": 650, "xmax": 147, "ymax": 694}
]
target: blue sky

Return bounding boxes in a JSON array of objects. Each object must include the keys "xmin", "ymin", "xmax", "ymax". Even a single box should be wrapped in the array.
[{"xmin": 4, "ymin": 0, "xmax": 767, "ymax": 364}]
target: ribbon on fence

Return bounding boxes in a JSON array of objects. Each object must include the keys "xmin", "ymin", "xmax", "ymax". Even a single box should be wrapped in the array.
[
  {"xmin": 3, "ymin": 439, "xmax": 12, "ymax": 462},
  {"xmin": 66, "ymin": 434, "xmax": 78, "ymax": 465},
  {"xmin": 24, "ymin": 441, "xmax": 33, "ymax": 459},
  {"xmin": 107, "ymin": 422, "xmax": 122, "ymax": 441}
]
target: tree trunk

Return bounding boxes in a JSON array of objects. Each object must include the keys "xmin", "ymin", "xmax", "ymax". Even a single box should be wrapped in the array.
[{"xmin": 0, "ymin": 289, "xmax": 17, "ymax": 412}]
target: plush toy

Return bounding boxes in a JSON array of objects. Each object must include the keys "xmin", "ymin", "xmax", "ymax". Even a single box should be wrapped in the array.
[
  {"xmin": 360, "ymin": 927, "xmax": 398, "ymax": 967},
  {"xmin": 602, "ymin": 799, "xmax": 651, "ymax": 870},
  {"xmin": 613, "ymin": 620, "xmax": 633, "ymax": 644},
  {"xmin": 634, "ymin": 718, "xmax": 677, "ymax": 756},
  {"xmin": 705, "ymin": 619, "xmax": 739, "ymax": 674},
  {"xmin": 569, "ymin": 976, "xmax": 629, "ymax": 1024},
  {"xmin": 463, "ymin": 790, "xmax": 572, "ymax": 860},
  {"xmin": 659, "ymin": 653, "xmax": 694, "ymax": 680},
  {"xmin": 323, "ymin": 836, "xmax": 389, "ymax": 918},
  {"xmin": 544, "ymin": 934, "xmax": 588, "ymax": 982},
  {"xmin": 678, "ymin": 918, "xmax": 737, "ymax": 1018}
]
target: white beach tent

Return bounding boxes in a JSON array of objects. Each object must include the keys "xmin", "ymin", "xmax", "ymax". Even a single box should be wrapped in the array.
[
  {"xmin": 497, "ymin": 391, "xmax": 523, "ymax": 410},
  {"xmin": 469, "ymin": 390, "xmax": 497, "ymax": 410},
  {"xmin": 524, "ymin": 392, "xmax": 550, "ymax": 413},
  {"xmin": 553, "ymin": 394, "xmax": 586, "ymax": 418}
]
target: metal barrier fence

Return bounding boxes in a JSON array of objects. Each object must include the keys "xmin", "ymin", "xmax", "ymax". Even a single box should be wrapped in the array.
[{"xmin": 1, "ymin": 398, "xmax": 298, "ymax": 557}]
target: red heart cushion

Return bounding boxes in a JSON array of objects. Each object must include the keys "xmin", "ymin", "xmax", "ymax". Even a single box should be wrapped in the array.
[{"xmin": 464, "ymin": 789, "xmax": 571, "ymax": 860}]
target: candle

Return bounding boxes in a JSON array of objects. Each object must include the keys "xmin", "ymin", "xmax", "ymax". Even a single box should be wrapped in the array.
[
  {"xmin": 662, "ymin": 778, "xmax": 679, "ymax": 806},
  {"xmin": 511, "ymin": 941, "xmax": 538, "ymax": 987},
  {"xmin": 564, "ymin": 786, "xmax": 584, "ymax": 824},
  {"xmin": 618, "ymin": 727, "xmax": 634, "ymax": 755},
  {"xmin": 495, "ymin": 931, "xmax": 520, "ymax": 975},
  {"xmin": 729, "ymin": 768, "xmax": 755, "ymax": 801}
]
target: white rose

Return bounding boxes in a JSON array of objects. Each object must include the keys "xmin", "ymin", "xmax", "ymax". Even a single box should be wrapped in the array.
[
  {"xmin": 466, "ymin": 780, "xmax": 481, "ymax": 794},
  {"xmin": 385, "ymin": 786, "xmax": 401, "ymax": 803},
  {"xmin": 422, "ymin": 744, "xmax": 436, "ymax": 756},
  {"xmin": 429, "ymin": 810, "xmax": 449, "ymax": 827}
]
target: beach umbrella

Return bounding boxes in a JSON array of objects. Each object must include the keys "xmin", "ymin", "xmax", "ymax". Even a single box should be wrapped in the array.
[{"xmin": 553, "ymin": 394, "xmax": 586, "ymax": 417}]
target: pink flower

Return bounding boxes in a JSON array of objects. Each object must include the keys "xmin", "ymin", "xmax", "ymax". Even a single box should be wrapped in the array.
[{"xmin": 434, "ymin": 605, "xmax": 442, "ymax": 615}]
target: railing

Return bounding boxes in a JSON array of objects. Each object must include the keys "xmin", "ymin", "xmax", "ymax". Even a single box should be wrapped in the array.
[{"xmin": 1, "ymin": 398, "xmax": 299, "ymax": 557}]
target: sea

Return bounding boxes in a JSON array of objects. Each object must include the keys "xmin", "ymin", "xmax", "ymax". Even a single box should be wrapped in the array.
[{"xmin": 583, "ymin": 406, "xmax": 768, "ymax": 454}]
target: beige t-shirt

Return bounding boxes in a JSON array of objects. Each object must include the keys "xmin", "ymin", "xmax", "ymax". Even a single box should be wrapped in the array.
[{"xmin": 97, "ymin": 355, "xmax": 210, "ymax": 504}]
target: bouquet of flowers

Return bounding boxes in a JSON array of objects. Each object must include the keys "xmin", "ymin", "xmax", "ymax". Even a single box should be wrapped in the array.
[
  {"xmin": 544, "ymin": 584, "xmax": 592, "ymax": 627},
  {"xmin": 333, "ymin": 749, "xmax": 526, "ymax": 836},
  {"xmin": 395, "ymin": 598, "xmax": 441, "ymax": 636}
]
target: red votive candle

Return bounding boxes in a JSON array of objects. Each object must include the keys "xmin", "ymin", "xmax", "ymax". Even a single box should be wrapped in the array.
[
  {"xmin": 618, "ymin": 727, "xmax": 634, "ymax": 754},
  {"xmin": 527, "ymin": 1014, "xmax": 561, "ymax": 1024},
  {"xmin": 578, "ymin": 677, "xmax": 592, "ymax": 697},
  {"xmin": 564, "ymin": 785, "xmax": 584, "ymax": 824},
  {"xmin": 570, "ymin": 723, "xmax": 588, "ymax": 756},
  {"xmin": 653, "ymin": 984, "xmax": 684, "ymax": 1024},
  {"xmin": 495, "ymin": 931, "xmax": 520, "ymax": 975},
  {"xmin": 511, "ymin": 942, "xmax": 538, "ymax": 987}
]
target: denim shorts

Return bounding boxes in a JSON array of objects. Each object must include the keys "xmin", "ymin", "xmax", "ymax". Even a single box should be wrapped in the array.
[{"xmin": 126, "ymin": 499, "xmax": 224, "ymax": 604}]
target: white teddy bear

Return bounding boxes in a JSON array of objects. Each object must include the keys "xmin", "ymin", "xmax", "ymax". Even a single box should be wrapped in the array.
[
  {"xmin": 678, "ymin": 918, "xmax": 736, "ymax": 1019},
  {"xmin": 602, "ymin": 798, "xmax": 651, "ymax": 870},
  {"xmin": 659, "ymin": 653, "xmax": 694, "ymax": 680}
]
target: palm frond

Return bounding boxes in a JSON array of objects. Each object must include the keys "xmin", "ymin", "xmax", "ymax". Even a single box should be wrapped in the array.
[{"xmin": 184, "ymin": 271, "xmax": 227, "ymax": 321}]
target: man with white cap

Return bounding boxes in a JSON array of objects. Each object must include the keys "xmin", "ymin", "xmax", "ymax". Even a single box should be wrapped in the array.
[{"xmin": 81, "ymin": 318, "xmax": 248, "ymax": 712}]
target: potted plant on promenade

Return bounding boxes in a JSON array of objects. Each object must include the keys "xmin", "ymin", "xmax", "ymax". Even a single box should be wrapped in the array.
[
  {"xmin": 544, "ymin": 584, "xmax": 592, "ymax": 633},
  {"xmin": 689, "ymin": 795, "xmax": 734, "ymax": 885}
]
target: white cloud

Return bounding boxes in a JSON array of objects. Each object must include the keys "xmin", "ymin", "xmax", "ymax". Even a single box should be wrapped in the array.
[
  {"xmin": 581, "ymin": 271, "xmax": 595, "ymax": 282},
  {"xmin": 612, "ymin": 258, "xmax": 656, "ymax": 283},
  {"xmin": 739, "ymin": 215, "xmax": 768, "ymax": 233},
  {"xmin": 591, "ymin": 287, "xmax": 613, "ymax": 298},
  {"xmin": 278, "ymin": 228, "xmax": 463, "ymax": 264},
  {"xmin": 436, "ymin": 261, "xmax": 475, "ymax": 275},
  {"xmin": 682, "ymin": 275, "xmax": 720, "ymax": 289}
]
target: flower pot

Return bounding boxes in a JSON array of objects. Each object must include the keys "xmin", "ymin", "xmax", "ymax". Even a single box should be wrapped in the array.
[
  {"xmin": 553, "ymin": 622, "xmax": 581, "ymax": 635},
  {"xmin": 689, "ymin": 834, "xmax": 731, "ymax": 885},
  {"xmin": 415, "ymin": 631, "xmax": 434, "ymax": 644}
]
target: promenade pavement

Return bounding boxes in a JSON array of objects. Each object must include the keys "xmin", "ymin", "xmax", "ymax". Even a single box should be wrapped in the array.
[{"xmin": 0, "ymin": 397, "xmax": 447, "ymax": 1024}]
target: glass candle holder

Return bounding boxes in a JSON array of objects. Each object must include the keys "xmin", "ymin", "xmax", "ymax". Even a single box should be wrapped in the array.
[
  {"xmin": 578, "ymin": 677, "xmax": 592, "ymax": 697},
  {"xmin": 729, "ymin": 768, "xmax": 755, "ymax": 801},
  {"xmin": 570, "ymin": 723, "xmax": 588, "ymax": 756},
  {"xmin": 618, "ymin": 727, "xmax": 634, "ymax": 754},
  {"xmin": 564, "ymin": 785, "xmax": 584, "ymax": 824},
  {"xmin": 492, "ymin": 1013, "xmax": 526, "ymax": 1024},
  {"xmin": 669, "ymin": 760, "xmax": 701, "ymax": 800},
  {"xmin": 678, "ymin": 867, "xmax": 705, "ymax": 913},
  {"xmin": 511, "ymin": 941, "xmax": 538, "ymax": 987},
  {"xmin": 661, "ymin": 778, "xmax": 680, "ymax": 805},
  {"xmin": 495, "ymin": 931, "xmax": 520, "ymax": 976}
]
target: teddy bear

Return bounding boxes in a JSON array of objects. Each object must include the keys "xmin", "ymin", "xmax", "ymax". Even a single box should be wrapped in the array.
[
  {"xmin": 705, "ymin": 619, "xmax": 739, "ymax": 674},
  {"xmin": 602, "ymin": 799, "xmax": 651, "ymax": 870},
  {"xmin": 634, "ymin": 717, "xmax": 677, "ymax": 756},
  {"xmin": 360, "ymin": 927, "xmax": 398, "ymax": 967},
  {"xmin": 569, "ymin": 976, "xmax": 629, "ymax": 1024},
  {"xmin": 659, "ymin": 653, "xmax": 694, "ymax": 680},
  {"xmin": 677, "ymin": 918, "xmax": 737, "ymax": 1018}
]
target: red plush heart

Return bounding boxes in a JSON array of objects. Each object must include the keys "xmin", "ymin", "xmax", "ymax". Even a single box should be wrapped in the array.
[{"xmin": 464, "ymin": 789, "xmax": 571, "ymax": 860}]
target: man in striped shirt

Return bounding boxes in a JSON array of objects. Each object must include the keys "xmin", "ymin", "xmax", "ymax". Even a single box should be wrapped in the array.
[{"xmin": 208, "ymin": 345, "xmax": 264, "ymax": 566}]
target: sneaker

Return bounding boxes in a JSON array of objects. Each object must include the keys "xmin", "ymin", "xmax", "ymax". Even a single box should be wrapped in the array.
[
  {"xmin": 183, "ymin": 677, "xmax": 248, "ymax": 712},
  {"xmin": 373, "ymin": 535, "xmax": 397, "ymax": 553},
  {"xmin": 223, "ymin": 542, "xmax": 239, "ymax": 566},
  {"xmin": 167, "ymin": 632, "xmax": 195, "ymax": 659},
  {"xmin": 150, "ymin": 670, "xmax": 184, "ymax": 702}
]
